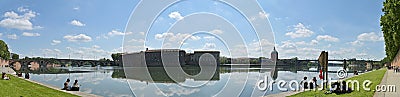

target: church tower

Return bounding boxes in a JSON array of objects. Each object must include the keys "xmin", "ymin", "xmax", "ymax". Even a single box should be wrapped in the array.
[{"xmin": 271, "ymin": 47, "xmax": 278, "ymax": 62}]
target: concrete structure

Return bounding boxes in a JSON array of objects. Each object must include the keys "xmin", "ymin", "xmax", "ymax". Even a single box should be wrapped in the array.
[{"xmin": 122, "ymin": 49, "xmax": 220, "ymax": 67}]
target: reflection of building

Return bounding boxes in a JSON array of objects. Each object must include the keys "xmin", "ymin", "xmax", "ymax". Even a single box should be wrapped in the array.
[
  {"xmin": 123, "ymin": 67, "xmax": 220, "ymax": 83},
  {"xmin": 123, "ymin": 48, "xmax": 220, "ymax": 67}
]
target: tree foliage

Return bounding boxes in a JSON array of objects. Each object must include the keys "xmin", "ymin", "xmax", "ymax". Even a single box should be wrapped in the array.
[
  {"xmin": 11, "ymin": 53, "xmax": 19, "ymax": 59},
  {"xmin": 381, "ymin": 0, "xmax": 400, "ymax": 61},
  {"xmin": 111, "ymin": 53, "xmax": 122, "ymax": 61},
  {"xmin": 0, "ymin": 40, "xmax": 10, "ymax": 60}
]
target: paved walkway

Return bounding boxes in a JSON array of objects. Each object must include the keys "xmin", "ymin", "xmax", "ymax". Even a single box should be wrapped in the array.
[
  {"xmin": 374, "ymin": 69, "xmax": 400, "ymax": 97},
  {"xmin": 1, "ymin": 67, "xmax": 101, "ymax": 97},
  {"xmin": 267, "ymin": 91, "xmax": 301, "ymax": 97},
  {"xmin": 0, "ymin": 66, "xmax": 16, "ymax": 74}
]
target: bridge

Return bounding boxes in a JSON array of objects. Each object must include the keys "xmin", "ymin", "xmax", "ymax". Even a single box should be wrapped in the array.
[
  {"xmin": 297, "ymin": 59, "xmax": 380, "ymax": 62},
  {"xmin": 9, "ymin": 58, "xmax": 118, "ymax": 71}
]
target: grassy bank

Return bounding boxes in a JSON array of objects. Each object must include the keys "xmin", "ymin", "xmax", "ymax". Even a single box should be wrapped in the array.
[
  {"xmin": 290, "ymin": 68, "xmax": 387, "ymax": 97},
  {"xmin": 0, "ymin": 74, "xmax": 79, "ymax": 97}
]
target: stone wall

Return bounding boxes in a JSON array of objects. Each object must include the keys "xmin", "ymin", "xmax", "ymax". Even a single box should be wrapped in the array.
[{"xmin": 391, "ymin": 47, "xmax": 400, "ymax": 67}]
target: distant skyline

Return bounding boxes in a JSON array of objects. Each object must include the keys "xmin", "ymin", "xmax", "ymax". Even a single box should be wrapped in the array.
[{"xmin": 0, "ymin": 0, "xmax": 385, "ymax": 60}]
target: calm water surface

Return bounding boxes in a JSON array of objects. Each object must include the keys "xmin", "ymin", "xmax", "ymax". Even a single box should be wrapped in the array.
[{"xmin": 27, "ymin": 66, "xmax": 355, "ymax": 97}]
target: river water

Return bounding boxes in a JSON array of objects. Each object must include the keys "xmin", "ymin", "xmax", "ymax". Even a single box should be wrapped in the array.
[{"xmin": 22, "ymin": 65, "xmax": 358, "ymax": 97}]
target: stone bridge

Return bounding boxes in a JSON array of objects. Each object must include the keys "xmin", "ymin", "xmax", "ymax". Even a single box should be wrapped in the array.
[{"xmin": 9, "ymin": 58, "xmax": 117, "ymax": 71}]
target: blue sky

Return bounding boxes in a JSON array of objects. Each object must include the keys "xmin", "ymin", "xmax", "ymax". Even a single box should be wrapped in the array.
[{"xmin": 0, "ymin": 0, "xmax": 385, "ymax": 60}]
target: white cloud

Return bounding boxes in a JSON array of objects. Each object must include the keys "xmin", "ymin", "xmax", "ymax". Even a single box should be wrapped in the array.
[
  {"xmin": 210, "ymin": 29, "xmax": 223, "ymax": 34},
  {"xmin": 258, "ymin": 11, "xmax": 270, "ymax": 19},
  {"xmin": 17, "ymin": 7, "xmax": 29, "ymax": 12},
  {"xmin": 155, "ymin": 32, "xmax": 200, "ymax": 41},
  {"xmin": 156, "ymin": 87, "xmax": 200, "ymax": 96},
  {"xmin": 285, "ymin": 23, "xmax": 314, "ymax": 38},
  {"xmin": 139, "ymin": 32, "xmax": 145, "ymax": 35},
  {"xmin": 51, "ymin": 40, "xmax": 61, "ymax": 45},
  {"xmin": 42, "ymin": 48, "xmax": 62, "ymax": 54},
  {"xmin": 316, "ymin": 35, "xmax": 339, "ymax": 42},
  {"xmin": 73, "ymin": 7, "xmax": 80, "ymax": 10},
  {"xmin": 7, "ymin": 34, "xmax": 18, "ymax": 39},
  {"xmin": 0, "ymin": 7, "xmax": 39, "ymax": 30},
  {"xmin": 92, "ymin": 45, "xmax": 100, "ymax": 49},
  {"xmin": 349, "ymin": 32, "xmax": 383, "ymax": 46},
  {"xmin": 203, "ymin": 36, "xmax": 215, "ymax": 39},
  {"xmin": 203, "ymin": 43, "xmax": 216, "ymax": 50},
  {"xmin": 168, "ymin": 11, "xmax": 183, "ymax": 20},
  {"xmin": 66, "ymin": 46, "xmax": 110, "ymax": 59},
  {"xmin": 349, "ymin": 40, "xmax": 364, "ymax": 46},
  {"xmin": 4, "ymin": 11, "xmax": 21, "ymax": 18},
  {"xmin": 107, "ymin": 30, "xmax": 133, "ymax": 36},
  {"xmin": 357, "ymin": 32, "xmax": 383, "ymax": 42},
  {"xmin": 22, "ymin": 32, "xmax": 40, "ymax": 37},
  {"xmin": 70, "ymin": 20, "xmax": 85, "ymax": 27},
  {"xmin": 63, "ymin": 34, "xmax": 92, "ymax": 42},
  {"xmin": 311, "ymin": 40, "xmax": 319, "ymax": 45},
  {"xmin": 128, "ymin": 39, "xmax": 145, "ymax": 43}
]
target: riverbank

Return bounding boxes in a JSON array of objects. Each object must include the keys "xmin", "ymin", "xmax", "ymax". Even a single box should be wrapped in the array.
[
  {"xmin": 288, "ymin": 68, "xmax": 387, "ymax": 97},
  {"xmin": 0, "ymin": 67, "xmax": 100, "ymax": 97},
  {"xmin": 0, "ymin": 74, "xmax": 79, "ymax": 97}
]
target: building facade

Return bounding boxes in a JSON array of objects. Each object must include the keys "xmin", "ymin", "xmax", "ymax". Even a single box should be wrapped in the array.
[{"xmin": 122, "ymin": 49, "xmax": 220, "ymax": 67}]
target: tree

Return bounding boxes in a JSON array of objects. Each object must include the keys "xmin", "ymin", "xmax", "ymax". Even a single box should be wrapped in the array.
[
  {"xmin": 381, "ymin": 0, "xmax": 400, "ymax": 61},
  {"xmin": 111, "ymin": 53, "xmax": 122, "ymax": 61},
  {"xmin": 0, "ymin": 40, "xmax": 10, "ymax": 60},
  {"xmin": 219, "ymin": 56, "xmax": 229, "ymax": 64},
  {"xmin": 11, "ymin": 53, "xmax": 19, "ymax": 59}
]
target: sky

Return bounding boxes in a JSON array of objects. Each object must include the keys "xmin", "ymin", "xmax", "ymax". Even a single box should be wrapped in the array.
[{"xmin": 0, "ymin": 0, "xmax": 385, "ymax": 60}]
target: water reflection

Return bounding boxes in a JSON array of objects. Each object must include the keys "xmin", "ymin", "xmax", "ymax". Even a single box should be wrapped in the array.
[
  {"xmin": 122, "ymin": 67, "xmax": 220, "ymax": 83},
  {"xmin": 17, "ymin": 65, "xmax": 365, "ymax": 97}
]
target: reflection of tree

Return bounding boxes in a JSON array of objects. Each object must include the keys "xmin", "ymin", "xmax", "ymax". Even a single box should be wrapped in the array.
[
  {"xmin": 111, "ymin": 69, "xmax": 125, "ymax": 78},
  {"xmin": 16, "ymin": 67, "xmax": 89, "ymax": 74}
]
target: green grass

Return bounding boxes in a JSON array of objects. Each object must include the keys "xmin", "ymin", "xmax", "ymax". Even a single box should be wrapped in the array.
[
  {"xmin": 0, "ymin": 74, "xmax": 79, "ymax": 97},
  {"xmin": 290, "ymin": 68, "xmax": 387, "ymax": 97}
]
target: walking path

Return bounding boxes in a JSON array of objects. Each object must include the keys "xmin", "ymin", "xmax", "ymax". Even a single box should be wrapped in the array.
[
  {"xmin": 266, "ymin": 70, "xmax": 373, "ymax": 97},
  {"xmin": 374, "ymin": 69, "xmax": 400, "ymax": 97},
  {"xmin": 0, "ymin": 66, "xmax": 16, "ymax": 74},
  {"xmin": 1, "ymin": 67, "xmax": 101, "ymax": 97}
]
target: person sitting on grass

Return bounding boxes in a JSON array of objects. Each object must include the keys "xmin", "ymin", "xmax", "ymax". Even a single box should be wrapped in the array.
[
  {"xmin": 340, "ymin": 81, "xmax": 352, "ymax": 93},
  {"xmin": 3, "ymin": 74, "xmax": 10, "ymax": 80},
  {"xmin": 326, "ymin": 81, "xmax": 352, "ymax": 94},
  {"xmin": 70, "ymin": 79, "xmax": 80, "ymax": 91},
  {"xmin": 62, "ymin": 78, "xmax": 71, "ymax": 90},
  {"xmin": 1, "ymin": 72, "xmax": 5, "ymax": 79},
  {"xmin": 326, "ymin": 81, "xmax": 341, "ymax": 94},
  {"xmin": 24, "ymin": 73, "xmax": 30, "ymax": 79},
  {"xmin": 300, "ymin": 76, "xmax": 308, "ymax": 90}
]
